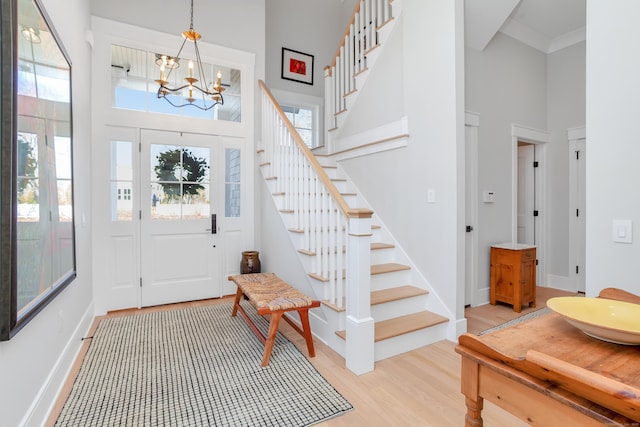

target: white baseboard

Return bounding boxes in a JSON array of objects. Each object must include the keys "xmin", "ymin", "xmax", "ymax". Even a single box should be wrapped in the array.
[
  {"xmin": 450, "ymin": 317, "xmax": 468, "ymax": 340},
  {"xmin": 22, "ymin": 302, "xmax": 95, "ymax": 427},
  {"xmin": 546, "ymin": 274, "xmax": 573, "ymax": 292}
]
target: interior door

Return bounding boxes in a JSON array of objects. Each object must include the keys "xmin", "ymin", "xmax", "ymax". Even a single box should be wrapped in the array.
[
  {"xmin": 464, "ymin": 123, "xmax": 478, "ymax": 306},
  {"xmin": 517, "ymin": 144, "xmax": 535, "ymax": 244},
  {"xmin": 140, "ymin": 129, "xmax": 220, "ymax": 307},
  {"xmin": 571, "ymin": 139, "xmax": 586, "ymax": 292}
]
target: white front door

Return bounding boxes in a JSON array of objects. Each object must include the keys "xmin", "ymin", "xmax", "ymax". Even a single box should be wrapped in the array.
[
  {"xmin": 140, "ymin": 130, "xmax": 220, "ymax": 307},
  {"xmin": 98, "ymin": 127, "xmax": 249, "ymax": 312}
]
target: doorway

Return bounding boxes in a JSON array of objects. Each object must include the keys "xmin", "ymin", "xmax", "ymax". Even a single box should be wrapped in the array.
[
  {"xmin": 100, "ymin": 127, "xmax": 248, "ymax": 311},
  {"xmin": 511, "ymin": 125, "xmax": 549, "ymax": 286},
  {"xmin": 569, "ymin": 129, "xmax": 586, "ymax": 293},
  {"xmin": 464, "ymin": 112, "xmax": 479, "ymax": 306},
  {"xmin": 517, "ymin": 142, "xmax": 535, "ymax": 245},
  {"xmin": 139, "ymin": 130, "xmax": 221, "ymax": 307}
]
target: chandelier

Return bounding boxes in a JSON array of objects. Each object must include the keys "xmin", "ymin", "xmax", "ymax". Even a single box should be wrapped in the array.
[{"xmin": 155, "ymin": 0, "xmax": 224, "ymax": 111}]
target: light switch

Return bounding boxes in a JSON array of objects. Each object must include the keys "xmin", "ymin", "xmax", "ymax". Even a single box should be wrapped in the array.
[
  {"xmin": 427, "ymin": 189, "xmax": 435, "ymax": 203},
  {"xmin": 483, "ymin": 191, "xmax": 495, "ymax": 203},
  {"xmin": 613, "ymin": 220, "xmax": 633, "ymax": 243}
]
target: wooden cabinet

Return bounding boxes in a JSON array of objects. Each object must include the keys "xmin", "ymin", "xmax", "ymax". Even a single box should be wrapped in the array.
[{"xmin": 490, "ymin": 244, "xmax": 536, "ymax": 313}]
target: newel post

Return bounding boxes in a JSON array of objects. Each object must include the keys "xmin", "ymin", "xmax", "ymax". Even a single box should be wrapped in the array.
[{"xmin": 345, "ymin": 208, "xmax": 374, "ymax": 374}]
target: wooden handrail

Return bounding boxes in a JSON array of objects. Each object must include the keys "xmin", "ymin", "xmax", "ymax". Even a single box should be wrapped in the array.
[{"xmin": 258, "ymin": 80, "xmax": 372, "ymax": 220}]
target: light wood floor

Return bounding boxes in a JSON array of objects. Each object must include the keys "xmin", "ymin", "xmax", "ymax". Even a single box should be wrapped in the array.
[{"xmin": 49, "ymin": 286, "xmax": 576, "ymax": 427}]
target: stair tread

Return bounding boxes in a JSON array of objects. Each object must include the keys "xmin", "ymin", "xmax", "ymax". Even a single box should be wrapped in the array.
[
  {"xmin": 321, "ymin": 285, "xmax": 427, "ymax": 312},
  {"xmin": 309, "ymin": 262, "xmax": 409, "ymax": 282},
  {"xmin": 371, "ymin": 242, "xmax": 395, "ymax": 250},
  {"xmin": 335, "ymin": 311, "xmax": 448, "ymax": 342},
  {"xmin": 371, "ymin": 263, "xmax": 410, "ymax": 275},
  {"xmin": 371, "ymin": 285, "xmax": 428, "ymax": 305}
]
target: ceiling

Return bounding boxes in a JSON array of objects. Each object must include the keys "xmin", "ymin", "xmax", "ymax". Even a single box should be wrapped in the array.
[{"xmin": 465, "ymin": 0, "xmax": 586, "ymax": 54}]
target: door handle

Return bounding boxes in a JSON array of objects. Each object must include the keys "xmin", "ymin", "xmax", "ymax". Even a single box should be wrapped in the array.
[{"xmin": 210, "ymin": 213, "xmax": 217, "ymax": 234}]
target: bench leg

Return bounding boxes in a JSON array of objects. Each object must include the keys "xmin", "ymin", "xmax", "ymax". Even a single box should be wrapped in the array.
[
  {"xmin": 299, "ymin": 308, "xmax": 316, "ymax": 358},
  {"xmin": 231, "ymin": 287, "xmax": 243, "ymax": 317},
  {"xmin": 262, "ymin": 311, "xmax": 284, "ymax": 367}
]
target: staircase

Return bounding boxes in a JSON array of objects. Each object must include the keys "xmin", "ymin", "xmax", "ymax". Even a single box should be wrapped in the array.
[
  {"xmin": 324, "ymin": 0, "xmax": 404, "ymax": 140},
  {"xmin": 256, "ymin": 0, "xmax": 452, "ymax": 375}
]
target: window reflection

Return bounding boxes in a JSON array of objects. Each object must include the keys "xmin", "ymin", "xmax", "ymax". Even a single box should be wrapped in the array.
[{"xmin": 9, "ymin": 0, "xmax": 76, "ymax": 325}]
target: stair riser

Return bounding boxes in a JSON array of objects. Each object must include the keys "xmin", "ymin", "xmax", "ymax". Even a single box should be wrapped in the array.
[
  {"xmin": 371, "ymin": 295, "xmax": 429, "ymax": 322},
  {"xmin": 322, "ymin": 167, "xmax": 341, "ymax": 180},
  {"xmin": 370, "ymin": 270, "xmax": 412, "ymax": 291},
  {"xmin": 331, "ymin": 180, "xmax": 350, "ymax": 193},
  {"xmin": 370, "ymin": 248, "xmax": 397, "ymax": 265},
  {"xmin": 298, "ymin": 254, "xmax": 347, "ymax": 277},
  {"xmin": 374, "ymin": 322, "xmax": 448, "ymax": 362}
]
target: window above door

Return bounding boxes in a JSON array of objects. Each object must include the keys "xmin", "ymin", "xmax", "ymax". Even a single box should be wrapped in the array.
[{"xmin": 111, "ymin": 44, "xmax": 242, "ymax": 122}]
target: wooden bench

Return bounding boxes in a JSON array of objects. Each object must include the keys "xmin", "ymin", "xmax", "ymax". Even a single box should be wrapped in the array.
[{"xmin": 228, "ymin": 273, "xmax": 320, "ymax": 367}]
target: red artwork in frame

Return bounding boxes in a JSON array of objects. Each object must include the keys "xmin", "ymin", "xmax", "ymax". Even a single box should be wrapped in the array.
[{"xmin": 281, "ymin": 48, "xmax": 314, "ymax": 85}]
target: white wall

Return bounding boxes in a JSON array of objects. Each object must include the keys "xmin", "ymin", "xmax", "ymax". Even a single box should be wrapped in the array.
[
  {"xmin": 265, "ymin": 0, "xmax": 357, "ymax": 97},
  {"xmin": 337, "ymin": 0, "xmax": 465, "ymax": 321},
  {"xmin": 91, "ymin": 0, "xmax": 265, "ymax": 57},
  {"xmin": 465, "ymin": 33, "xmax": 547, "ymax": 297},
  {"xmin": 0, "ymin": 0, "xmax": 94, "ymax": 425},
  {"xmin": 546, "ymin": 42, "xmax": 586, "ymax": 284},
  {"xmin": 585, "ymin": 0, "xmax": 640, "ymax": 297}
]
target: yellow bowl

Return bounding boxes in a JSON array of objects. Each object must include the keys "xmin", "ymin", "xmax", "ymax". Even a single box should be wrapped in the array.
[{"xmin": 547, "ymin": 296, "xmax": 640, "ymax": 345}]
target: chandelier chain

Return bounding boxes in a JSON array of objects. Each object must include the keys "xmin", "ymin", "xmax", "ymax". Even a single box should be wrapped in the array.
[
  {"xmin": 155, "ymin": 0, "xmax": 224, "ymax": 111},
  {"xmin": 189, "ymin": 0, "xmax": 194, "ymax": 30}
]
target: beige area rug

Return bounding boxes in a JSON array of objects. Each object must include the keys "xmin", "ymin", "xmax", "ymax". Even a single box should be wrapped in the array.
[
  {"xmin": 477, "ymin": 307, "xmax": 552, "ymax": 336},
  {"xmin": 55, "ymin": 301, "xmax": 352, "ymax": 426}
]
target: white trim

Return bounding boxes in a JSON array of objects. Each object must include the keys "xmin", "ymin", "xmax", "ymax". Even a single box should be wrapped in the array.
[
  {"xmin": 568, "ymin": 127, "xmax": 586, "ymax": 293},
  {"xmin": 546, "ymin": 274, "xmax": 572, "ymax": 292},
  {"xmin": 500, "ymin": 18, "xmax": 550, "ymax": 53},
  {"xmin": 500, "ymin": 19, "xmax": 585, "ymax": 54},
  {"xmin": 91, "ymin": 16, "xmax": 255, "ymax": 138},
  {"xmin": 511, "ymin": 124, "xmax": 550, "ymax": 144},
  {"xmin": 330, "ymin": 116, "xmax": 409, "ymax": 159},
  {"xmin": 548, "ymin": 27, "xmax": 586, "ymax": 54},
  {"xmin": 567, "ymin": 126, "xmax": 586, "ymax": 141},
  {"xmin": 464, "ymin": 112, "xmax": 480, "ymax": 307},
  {"xmin": 332, "ymin": 135, "xmax": 408, "ymax": 162},
  {"xmin": 465, "ymin": 110, "xmax": 480, "ymax": 127},
  {"xmin": 511, "ymin": 124, "xmax": 548, "ymax": 286},
  {"xmin": 23, "ymin": 302, "xmax": 95, "ymax": 427}
]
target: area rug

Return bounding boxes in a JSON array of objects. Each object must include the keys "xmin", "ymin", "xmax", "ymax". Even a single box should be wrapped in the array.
[
  {"xmin": 55, "ymin": 302, "xmax": 352, "ymax": 426},
  {"xmin": 477, "ymin": 307, "xmax": 551, "ymax": 336}
]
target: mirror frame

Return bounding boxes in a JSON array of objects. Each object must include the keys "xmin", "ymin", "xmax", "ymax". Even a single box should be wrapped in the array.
[{"xmin": 0, "ymin": 0, "xmax": 76, "ymax": 340}]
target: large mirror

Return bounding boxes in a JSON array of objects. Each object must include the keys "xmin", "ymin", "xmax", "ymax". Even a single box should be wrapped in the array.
[{"xmin": 0, "ymin": 0, "xmax": 76, "ymax": 340}]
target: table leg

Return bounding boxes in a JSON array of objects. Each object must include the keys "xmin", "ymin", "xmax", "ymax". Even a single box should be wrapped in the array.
[
  {"xmin": 461, "ymin": 356, "xmax": 484, "ymax": 427},
  {"xmin": 464, "ymin": 396, "xmax": 484, "ymax": 427},
  {"xmin": 231, "ymin": 287, "xmax": 243, "ymax": 317},
  {"xmin": 262, "ymin": 311, "xmax": 284, "ymax": 367},
  {"xmin": 298, "ymin": 308, "xmax": 316, "ymax": 358}
]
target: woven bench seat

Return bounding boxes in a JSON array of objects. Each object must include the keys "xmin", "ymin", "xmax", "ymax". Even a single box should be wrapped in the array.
[{"xmin": 228, "ymin": 273, "xmax": 320, "ymax": 367}]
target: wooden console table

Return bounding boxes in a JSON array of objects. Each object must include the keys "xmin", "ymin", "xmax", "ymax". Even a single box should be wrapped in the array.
[
  {"xmin": 490, "ymin": 243, "xmax": 536, "ymax": 312},
  {"xmin": 455, "ymin": 310, "xmax": 640, "ymax": 426}
]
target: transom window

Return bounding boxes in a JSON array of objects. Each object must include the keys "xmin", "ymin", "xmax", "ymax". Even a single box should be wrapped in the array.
[{"xmin": 110, "ymin": 44, "xmax": 241, "ymax": 122}]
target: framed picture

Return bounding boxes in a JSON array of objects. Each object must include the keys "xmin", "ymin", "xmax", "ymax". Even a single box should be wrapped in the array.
[{"xmin": 281, "ymin": 47, "xmax": 314, "ymax": 85}]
